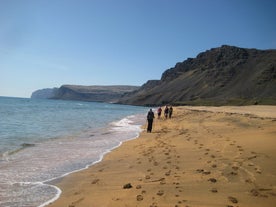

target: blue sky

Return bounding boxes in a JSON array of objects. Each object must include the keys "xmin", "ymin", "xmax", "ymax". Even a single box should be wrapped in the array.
[{"xmin": 0, "ymin": 0, "xmax": 275, "ymax": 98}]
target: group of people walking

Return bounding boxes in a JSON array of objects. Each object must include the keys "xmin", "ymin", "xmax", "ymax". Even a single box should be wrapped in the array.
[
  {"xmin": 157, "ymin": 105, "xmax": 173, "ymax": 119},
  {"xmin": 147, "ymin": 105, "xmax": 173, "ymax": 133}
]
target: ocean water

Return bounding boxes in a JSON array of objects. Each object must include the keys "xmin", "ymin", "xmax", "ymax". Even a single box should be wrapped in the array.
[{"xmin": 0, "ymin": 97, "xmax": 147, "ymax": 207}]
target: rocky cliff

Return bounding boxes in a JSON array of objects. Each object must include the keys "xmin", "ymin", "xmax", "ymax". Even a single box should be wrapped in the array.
[
  {"xmin": 51, "ymin": 85, "xmax": 140, "ymax": 103},
  {"xmin": 118, "ymin": 45, "xmax": 276, "ymax": 106},
  {"xmin": 31, "ymin": 88, "xmax": 58, "ymax": 99}
]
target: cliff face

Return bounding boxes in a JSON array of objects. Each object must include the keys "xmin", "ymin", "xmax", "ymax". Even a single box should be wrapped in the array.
[
  {"xmin": 118, "ymin": 45, "xmax": 276, "ymax": 106},
  {"xmin": 51, "ymin": 85, "xmax": 140, "ymax": 103},
  {"xmin": 31, "ymin": 88, "xmax": 58, "ymax": 99}
]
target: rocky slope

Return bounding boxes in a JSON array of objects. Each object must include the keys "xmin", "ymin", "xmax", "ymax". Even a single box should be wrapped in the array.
[{"xmin": 118, "ymin": 45, "xmax": 276, "ymax": 106}]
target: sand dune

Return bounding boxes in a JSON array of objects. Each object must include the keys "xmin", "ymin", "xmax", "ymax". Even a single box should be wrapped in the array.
[{"xmin": 48, "ymin": 106, "xmax": 276, "ymax": 207}]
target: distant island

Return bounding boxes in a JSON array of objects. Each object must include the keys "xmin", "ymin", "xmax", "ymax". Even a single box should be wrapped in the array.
[{"xmin": 31, "ymin": 45, "xmax": 276, "ymax": 106}]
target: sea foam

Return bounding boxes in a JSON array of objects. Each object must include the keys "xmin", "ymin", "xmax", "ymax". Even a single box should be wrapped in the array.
[{"xmin": 0, "ymin": 97, "xmax": 147, "ymax": 207}]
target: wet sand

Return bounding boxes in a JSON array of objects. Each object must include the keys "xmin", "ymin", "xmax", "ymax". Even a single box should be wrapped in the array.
[{"xmin": 48, "ymin": 106, "xmax": 276, "ymax": 207}]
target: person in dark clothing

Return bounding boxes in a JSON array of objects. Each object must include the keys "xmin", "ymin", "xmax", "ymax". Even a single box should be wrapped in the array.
[
  {"xmin": 147, "ymin": 109, "xmax": 155, "ymax": 132},
  {"xmin": 169, "ymin": 106, "xmax": 173, "ymax": 118},
  {"xmin": 164, "ymin": 105, "xmax": 169, "ymax": 119}
]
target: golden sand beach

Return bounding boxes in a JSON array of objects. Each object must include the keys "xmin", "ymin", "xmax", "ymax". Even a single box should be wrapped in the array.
[{"xmin": 48, "ymin": 106, "xmax": 276, "ymax": 207}]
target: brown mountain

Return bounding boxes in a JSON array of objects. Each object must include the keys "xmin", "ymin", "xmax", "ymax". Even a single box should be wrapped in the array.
[{"xmin": 118, "ymin": 45, "xmax": 276, "ymax": 106}]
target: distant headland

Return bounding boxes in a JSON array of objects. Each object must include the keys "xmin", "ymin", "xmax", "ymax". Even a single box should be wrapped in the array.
[{"xmin": 31, "ymin": 85, "xmax": 140, "ymax": 103}]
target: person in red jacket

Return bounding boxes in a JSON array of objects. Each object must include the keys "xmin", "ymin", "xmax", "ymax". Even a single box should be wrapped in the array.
[{"xmin": 157, "ymin": 107, "xmax": 162, "ymax": 119}]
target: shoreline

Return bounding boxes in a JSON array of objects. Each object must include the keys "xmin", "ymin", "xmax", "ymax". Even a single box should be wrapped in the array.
[
  {"xmin": 47, "ymin": 105, "xmax": 276, "ymax": 207},
  {"xmin": 41, "ymin": 116, "xmax": 146, "ymax": 207}
]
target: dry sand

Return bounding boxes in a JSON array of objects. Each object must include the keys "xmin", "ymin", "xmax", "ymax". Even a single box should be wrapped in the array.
[{"xmin": 47, "ymin": 106, "xmax": 276, "ymax": 207}]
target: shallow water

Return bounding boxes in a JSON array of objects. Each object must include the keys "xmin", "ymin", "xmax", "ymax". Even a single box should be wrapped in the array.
[{"xmin": 0, "ymin": 97, "xmax": 147, "ymax": 207}]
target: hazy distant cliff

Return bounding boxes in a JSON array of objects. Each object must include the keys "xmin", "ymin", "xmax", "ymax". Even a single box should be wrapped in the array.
[
  {"xmin": 118, "ymin": 45, "xmax": 276, "ymax": 106},
  {"xmin": 31, "ymin": 88, "xmax": 58, "ymax": 99},
  {"xmin": 50, "ymin": 85, "xmax": 139, "ymax": 102}
]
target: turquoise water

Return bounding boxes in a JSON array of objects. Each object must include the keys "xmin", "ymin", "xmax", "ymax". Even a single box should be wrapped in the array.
[{"xmin": 0, "ymin": 97, "xmax": 147, "ymax": 207}]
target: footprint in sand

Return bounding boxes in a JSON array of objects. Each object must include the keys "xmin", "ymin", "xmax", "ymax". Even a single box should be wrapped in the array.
[
  {"xmin": 208, "ymin": 178, "xmax": 217, "ymax": 183},
  {"xmin": 136, "ymin": 185, "xmax": 142, "ymax": 189},
  {"xmin": 112, "ymin": 197, "xmax": 121, "ymax": 201},
  {"xmin": 250, "ymin": 189, "xmax": 262, "ymax": 197},
  {"xmin": 136, "ymin": 195, "xmax": 143, "ymax": 201},
  {"xmin": 157, "ymin": 190, "xmax": 164, "ymax": 196},
  {"xmin": 232, "ymin": 166, "xmax": 239, "ymax": 171},
  {"xmin": 91, "ymin": 178, "xmax": 100, "ymax": 184},
  {"xmin": 248, "ymin": 155, "xmax": 257, "ymax": 160},
  {"xmin": 149, "ymin": 202, "xmax": 158, "ymax": 207},
  {"xmin": 230, "ymin": 171, "xmax": 238, "ymax": 176},
  {"xmin": 196, "ymin": 169, "xmax": 211, "ymax": 175},
  {"xmin": 203, "ymin": 171, "xmax": 211, "ymax": 175},
  {"xmin": 228, "ymin": 196, "xmax": 238, "ymax": 204},
  {"xmin": 70, "ymin": 197, "xmax": 84, "ymax": 206},
  {"xmin": 145, "ymin": 175, "xmax": 151, "ymax": 179},
  {"xmin": 255, "ymin": 167, "xmax": 262, "ymax": 174},
  {"xmin": 245, "ymin": 178, "xmax": 253, "ymax": 183}
]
